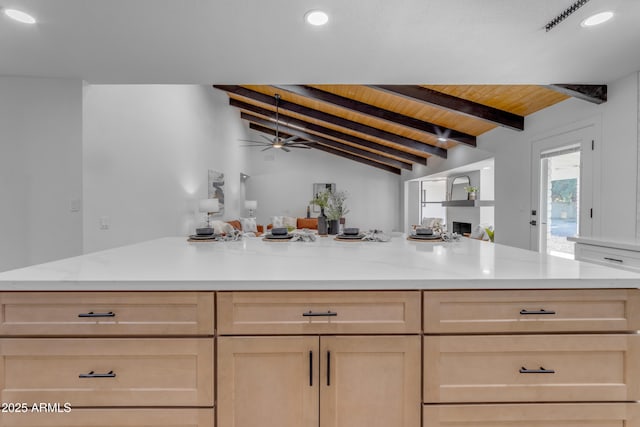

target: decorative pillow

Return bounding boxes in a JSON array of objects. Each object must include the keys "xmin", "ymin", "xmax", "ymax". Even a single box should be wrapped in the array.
[
  {"xmin": 469, "ymin": 225, "xmax": 485, "ymax": 239},
  {"xmin": 211, "ymin": 220, "xmax": 234, "ymax": 235},
  {"xmin": 297, "ymin": 218, "xmax": 318, "ymax": 230},
  {"xmin": 283, "ymin": 216, "xmax": 297, "ymax": 228},
  {"xmin": 240, "ymin": 217, "xmax": 258, "ymax": 233},
  {"xmin": 271, "ymin": 216, "xmax": 284, "ymax": 228},
  {"xmin": 227, "ymin": 220, "xmax": 242, "ymax": 230}
]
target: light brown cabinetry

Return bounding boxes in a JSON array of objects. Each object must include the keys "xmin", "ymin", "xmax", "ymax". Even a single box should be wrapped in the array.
[
  {"xmin": 0, "ymin": 292, "xmax": 215, "ymax": 336},
  {"xmin": 0, "ymin": 408, "xmax": 215, "ymax": 426},
  {"xmin": 218, "ymin": 335, "xmax": 420, "ymax": 427},
  {"xmin": 423, "ymin": 403, "xmax": 639, "ymax": 427},
  {"xmin": 217, "ymin": 291, "xmax": 421, "ymax": 427},
  {"xmin": 0, "ymin": 291, "xmax": 215, "ymax": 427},
  {"xmin": 423, "ymin": 289, "xmax": 640, "ymax": 427},
  {"xmin": 217, "ymin": 291, "xmax": 421, "ymax": 335}
]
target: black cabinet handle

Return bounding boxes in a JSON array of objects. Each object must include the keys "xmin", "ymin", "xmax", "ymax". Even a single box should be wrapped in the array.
[
  {"xmin": 78, "ymin": 311, "xmax": 115, "ymax": 318},
  {"xmin": 79, "ymin": 370, "xmax": 116, "ymax": 378},
  {"xmin": 604, "ymin": 257, "xmax": 624, "ymax": 263},
  {"xmin": 327, "ymin": 351, "xmax": 331, "ymax": 386},
  {"xmin": 303, "ymin": 311, "xmax": 337, "ymax": 317},
  {"xmin": 519, "ymin": 309, "xmax": 556, "ymax": 315},
  {"xmin": 309, "ymin": 351, "xmax": 313, "ymax": 386},
  {"xmin": 519, "ymin": 366, "xmax": 555, "ymax": 374}
]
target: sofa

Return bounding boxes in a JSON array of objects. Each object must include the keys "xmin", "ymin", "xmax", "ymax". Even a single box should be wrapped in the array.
[
  {"xmin": 266, "ymin": 217, "xmax": 318, "ymax": 231},
  {"xmin": 226, "ymin": 220, "xmax": 264, "ymax": 236}
]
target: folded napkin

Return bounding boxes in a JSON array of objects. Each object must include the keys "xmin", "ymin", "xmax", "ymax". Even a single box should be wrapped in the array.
[
  {"xmin": 290, "ymin": 230, "xmax": 317, "ymax": 242},
  {"xmin": 362, "ymin": 229, "xmax": 391, "ymax": 242}
]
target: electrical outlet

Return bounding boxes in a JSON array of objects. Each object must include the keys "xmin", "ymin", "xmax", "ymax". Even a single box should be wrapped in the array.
[
  {"xmin": 70, "ymin": 199, "xmax": 81, "ymax": 212},
  {"xmin": 99, "ymin": 216, "xmax": 110, "ymax": 230}
]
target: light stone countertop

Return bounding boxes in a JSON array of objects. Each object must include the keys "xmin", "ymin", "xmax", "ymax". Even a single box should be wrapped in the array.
[
  {"xmin": 0, "ymin": 236, "xmax": 639, "ymax": 291},
  {"xmin": 567, "ymin": 236, "xmax": 640, "ymax": 252}
]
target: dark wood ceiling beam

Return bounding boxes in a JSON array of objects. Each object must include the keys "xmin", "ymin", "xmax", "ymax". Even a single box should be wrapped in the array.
[
  {"xmin": 248, "ymin": 122, "xmax": 413, "ymax": 171},
  {"xmin": 214, "ymin": 85, "xmax": 447, "ymax": 158},
  {"xmin": 231, "ymin": 98, "xmax": 428, "ymax": 165},
  {"xmin": 547, "ymin": 84, "xmax": 607, "ymax": 104},
  {"xmin": 272, "ymin": 85, "xmax": 476, "ymax": 147},
  {"xmin": 371, "ymin": 85, "xmax": 525, "ymax": 131}
]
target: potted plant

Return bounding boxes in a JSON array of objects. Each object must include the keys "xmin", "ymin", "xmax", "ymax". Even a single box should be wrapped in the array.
[
  {"xmin": 310, "ymin": 190, "xmax": 331, "ymax": 235},
  {"xmin": 464, "ymin": 186, "xmax": 478, "ymax": 201},
  {"xmin": 326, "ymin": 191, "xmax": 349, "ymax": 235}
]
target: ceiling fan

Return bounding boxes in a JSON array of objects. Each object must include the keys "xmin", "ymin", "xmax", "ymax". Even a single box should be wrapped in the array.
[{"xmin": 239, "ymin": 94, "xmax": 313, "ymax": 152}]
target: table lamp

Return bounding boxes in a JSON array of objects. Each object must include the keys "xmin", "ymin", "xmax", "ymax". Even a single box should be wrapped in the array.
[
  {"xmin": 198, "ymin": 198, "xmax": 219, "ymax": 234},
  {"xmin": 245, "ymin": 200, "xmax": 257, "ymax": 217}
]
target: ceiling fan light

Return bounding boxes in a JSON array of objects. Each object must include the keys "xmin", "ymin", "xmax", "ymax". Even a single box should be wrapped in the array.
[
  {"xmin": 305, "ymin": 10, "xmax": 329, "ymax": 26},
  {"xmin": 581, "ymin": 11, "xmax": 614, "ymax": 27},
  {"xmin": 437, "ymin": 137, "xmax": 447, "ymax": 142},
  {"xmin": 4, "ymin": 8, "xmax": 37, "ymax": 24},
  {"xmin": 273, "ymin": 142, "xmax": 283, "ymax": 149}
]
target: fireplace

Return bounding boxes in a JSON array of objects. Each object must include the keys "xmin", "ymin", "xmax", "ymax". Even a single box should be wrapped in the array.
[{"xmin": 452, "ymin": 221, "xmax": 472, "ymax": 235}]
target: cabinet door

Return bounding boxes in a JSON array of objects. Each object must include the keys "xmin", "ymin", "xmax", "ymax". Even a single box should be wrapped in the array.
[
  {"xmin": 0, "ymin": 338, "xmax": 214, "ymax": 407},
  {"xmin": 320, "ymin": 336, "xmax": 421, "ymax": 427},
  {"xmin": 424, "ymin": 334, "xmax": 640, "ymax": 403},
  {"xmin": 423, "ymin": 403, "xmax": 639, "ymax": 427},
  {"xmin": 0, "ymin": 292, "xmax": 215, "ymax": 336},
  {"xmin": 0, "ymin": 408, "xmax": 214, "ymax": 426},
  {"xmin": 217, "ymin": 336, "xmax": 319, "ymax": 427}
]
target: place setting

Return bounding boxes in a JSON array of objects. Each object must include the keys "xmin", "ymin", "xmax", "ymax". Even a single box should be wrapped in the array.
[{"xmin": 407, "ymin": 227, "xmax": 443, "ymax": 242}]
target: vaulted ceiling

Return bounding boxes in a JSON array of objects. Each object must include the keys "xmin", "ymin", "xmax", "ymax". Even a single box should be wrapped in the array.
[{"xmin": 215, "ymin": 84, "xmax": 605, "ymax": 174}]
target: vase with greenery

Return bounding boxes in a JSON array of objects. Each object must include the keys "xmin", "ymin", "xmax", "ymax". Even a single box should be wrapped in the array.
[
  {"xmin": 464, "ymin": 185, "xmax": 478, "ymax": 200},
  {"xmin": 325, "ymin": 190, "xmax": 350, "ymax": 235},
  {"xmin": 310, "ymin": 190, "xmax": 330, "ymax": 235}
]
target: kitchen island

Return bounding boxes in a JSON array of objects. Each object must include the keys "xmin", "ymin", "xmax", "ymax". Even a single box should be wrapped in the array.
[{"xmin": 0, "ymin": 236, "xmax": 638, "ymax": 427}]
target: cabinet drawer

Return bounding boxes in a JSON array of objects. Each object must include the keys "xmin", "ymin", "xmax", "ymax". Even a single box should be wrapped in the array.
[
  {"xmin": 424, "ymin": 334, "xmax": 640, "ymax": 403},
  {"xmin": 577, "ymin": 244, "xmax": 640, "ymax": 272},
  {"xmin": 0, "ymin": 338, "xmax": 214, "ymax": 407},
  {"xmin": 217, "ymin": 291, "xmax": 421, "ymax": 334},
  {"xmin": 424, "ymin": 403, "xmax": 639, "ymax": 427},
  {"xmin": 0, "ymin": 408, "xmax": 214, "ymax": 426},
  {"xmin": 0, "ymin": 292, "xmax": 215, "ymax": 336},
  {"xmin": 424, "ymin": 289, "xmax": 640, "ymax": 333}
]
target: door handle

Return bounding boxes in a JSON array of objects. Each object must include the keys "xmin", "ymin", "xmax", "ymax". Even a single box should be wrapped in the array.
[
  {"xmin": 309, "ymin": 351, "xmax": 313, "ymax": 386},
  {"xmin": 327, "ymin": 351, "xmax": 331, "ymax": 386},
  {"xmin": 79, "ymin": 370, "xmax": 116, "ymax": 378},
  {"xmin": 520, "ymin": 309, "xmax": 556, "ymax": 315},
  {"xmin": 519, "ymin": 366, "xmax": 555, "ymax": 374},
  {"xmin": 78, "ymin": 311, "xmax": 115, "ymax": 318},
  {"xmin": 303, "ymin": 311, "xmax": 337, "ymax": 317}
]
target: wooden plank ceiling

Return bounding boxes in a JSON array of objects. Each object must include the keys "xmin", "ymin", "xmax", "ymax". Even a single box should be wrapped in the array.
[{"xmin": 214, "ymin": 84, "xmax": 574, "ymax": 175}]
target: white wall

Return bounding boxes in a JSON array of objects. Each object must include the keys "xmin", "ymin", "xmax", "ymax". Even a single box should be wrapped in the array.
[
  {"xmin": 0, "ymin": 77, "xmax": 83, "ymax": 272},
  {"xmin": 246, "ymin": 138, "xmax": 401, "ymax": 232},
  {"xmin": 404, "ymin": 71, "xmax": 639, "ymax": 250},
  {"xmin": 83, "ymin": 85, "xmax": 250, "ymax": 253}
]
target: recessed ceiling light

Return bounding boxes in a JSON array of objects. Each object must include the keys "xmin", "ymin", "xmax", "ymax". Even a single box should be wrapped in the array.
[
  {"xmin": 482, "ymin": 166, "xmax": 492, "ymax": 170},
  {"xmin": 3, "ymin": 8, "xmax": 37, "ymax": 24},
  {"xmin": 305, "ymin": 10, "xmax": 329, "ymax": 26},
  {"xmin": 581, "ymin": 11, "xmax": 614, "ymax": 27}
]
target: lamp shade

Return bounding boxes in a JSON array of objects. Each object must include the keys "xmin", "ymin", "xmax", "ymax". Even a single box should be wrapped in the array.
[
  {"xmin": 244, "ymin": 200, "xmax": 257, "ymax": 210},
  {"xmin": 199, "ymin": 198, "xmax": 219, "ymax": 213}
]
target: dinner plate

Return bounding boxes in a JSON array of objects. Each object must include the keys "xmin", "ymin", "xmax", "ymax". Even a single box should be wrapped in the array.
[
  {"xmin": 409, "ymin": 234, "xmax": 441, "ymax": 240},
  {"xmin": 264, "ymin": 234, "xmax": 294, "ymax": 240},
  {"xmin": 336, "ymin": 234, "xmax": 365, "ymax": 240},
  {"xmin": 188, "ymin": 234, "xmax": 218, "ymax": 240}
]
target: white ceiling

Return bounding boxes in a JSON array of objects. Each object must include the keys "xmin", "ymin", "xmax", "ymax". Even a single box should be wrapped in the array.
[{"xmin": 1, "ymin": 0, "xmax": 639, "ymax": 84}]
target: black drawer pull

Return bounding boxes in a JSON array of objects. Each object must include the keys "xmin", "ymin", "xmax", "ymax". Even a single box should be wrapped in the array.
[
  {"xmin": 303, "ymin": 311, "xmax": 337, "ymax": 317},
  {"xmin": 520, "ymin": 309, "xmax": 556, "ymax": 315},
  {"xmin": 327, "ymin": 351, "xmax": 331, "ymax": 386},
  {"xmin": 604, "ymin": 257, "xmax": 624, "ymax": 263},
  {"xmin": 519, "ymin": 366, "xmax": 555, "ymax": 374},
  {"xmin": 79, "ymin": 370, "xmax": 116, "ymax": 378},
  {"xmin": 78, "ymin": 311, "xmax": 115, "ymax": 318},
  {"xmin": 309, "ymin": 351, "xmax": 313, "ymax": 387}
]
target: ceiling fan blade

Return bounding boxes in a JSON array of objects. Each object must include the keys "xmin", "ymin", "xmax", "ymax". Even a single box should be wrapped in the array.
[
  {"xmin": 238, "ymin": 139, "xmax": 264, "ymax": 144},
  {"xmin": 261, "ymin": 146, "xmax": 273, "ymax": 151},
  {"xmin": 288, "ymin": 145, "xmax": 312, "ymax": 149},
  {"xmin": 240, "ymin": 144, "xmax": 270, "ymax": 147},
  {"xmin": 281, "ymin": 135, "xmax": 298, "ymax": 144},
  {"xmin": 281, "ymin": 147, "xmax": 291, "ymax": 152},
  {"xmin": 259, "ymin": 134, "xmax": 275, "ymax": 143}
]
